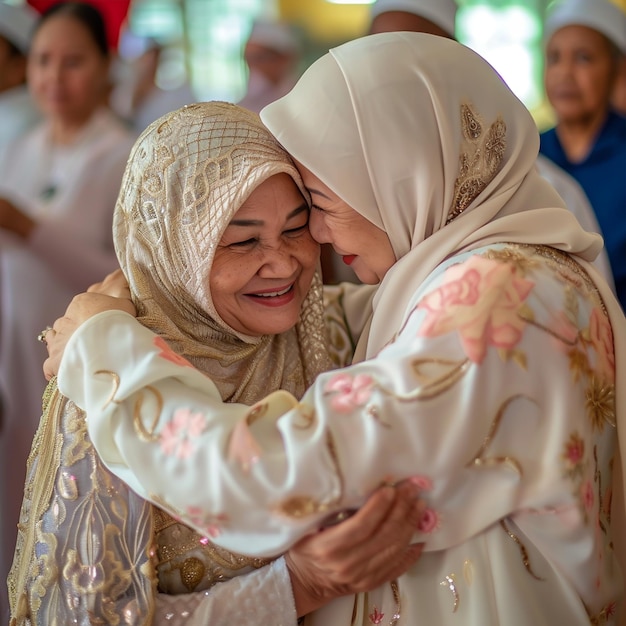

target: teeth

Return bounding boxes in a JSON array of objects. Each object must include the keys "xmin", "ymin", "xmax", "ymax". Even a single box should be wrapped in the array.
[{"xmin": 256, "ymin": 285, "xmax": 291, "ymax": 297}]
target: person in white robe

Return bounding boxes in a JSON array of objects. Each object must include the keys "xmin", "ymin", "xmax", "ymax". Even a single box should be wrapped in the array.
[
  {"xmin": 0, "ymin": 4, "xmax": 134, "ymax": 618},
  {"xmin": 44, "ymin": 33, "xmax": 626, "ymax": 625}
]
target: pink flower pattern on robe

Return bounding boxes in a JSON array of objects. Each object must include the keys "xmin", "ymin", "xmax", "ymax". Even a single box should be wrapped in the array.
[
  {"xmin": 154, "ymin": 335, "xmax": 194, "ymax": 368},
  {"xmin": 587, "ymin": 307, "xmax": 615, "ymax": 384},
  {"xmin": 417, "ymin": 256, "xmax": 534, "ymax": 364},
  {"xmin": 160, "ymin": 408, "xmax": 207, "ymax": 459},
  {"xmin": 228, "ymin": 420, "xmax": 262, "ymax": 472},
  {"xmin": 324, "ymin": 373, "xmax": 375, "ymax": 413}
]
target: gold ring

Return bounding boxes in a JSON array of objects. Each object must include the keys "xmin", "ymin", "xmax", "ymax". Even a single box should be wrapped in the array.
[{"xmin": 37, "ymin": 326, "xmax": 52, "ymax": 344}]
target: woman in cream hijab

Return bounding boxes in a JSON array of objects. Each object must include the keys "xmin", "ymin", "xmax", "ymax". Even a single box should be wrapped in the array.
[{"xmin": 45, "ymin": 33, "xmax": 625, "ymax": 624}]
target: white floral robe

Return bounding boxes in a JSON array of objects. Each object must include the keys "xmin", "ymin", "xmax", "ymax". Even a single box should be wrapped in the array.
[{"xmin": 58, "ymin": 243, "xmax": 622, "ymax": 625}]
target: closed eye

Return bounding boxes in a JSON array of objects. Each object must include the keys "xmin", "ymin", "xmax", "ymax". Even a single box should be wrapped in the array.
[
  {"xmin": 284, "ymin": 224, "xmax": 308, "ymax": 235},
  {"xmin": 229, "ymin": 238, "xmax": 257, "ymax": 248},
  {"xmin": 311, "ymin": 204, "xmax": 325, "ymax": 212}
]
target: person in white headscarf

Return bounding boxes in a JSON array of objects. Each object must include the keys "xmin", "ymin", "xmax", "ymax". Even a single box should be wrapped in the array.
[
  {"xmin": 540, "ymin": 0, "xmax": 626, "ymax": 310},
  {"xmin": 44, "ymin": 33, "xmax": 626, "ymax": 625},
  {"xmin": 237, "ymin": 18, "xmax": 301, "ymax": 114}
]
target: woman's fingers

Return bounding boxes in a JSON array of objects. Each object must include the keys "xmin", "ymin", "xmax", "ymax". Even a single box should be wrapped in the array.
[
  {"xmin": 286, "ymin": 483, "xmax": 426, "ymax": 616},
  {"xmin": 86, "ymin": 268, "xmax": 131, "ymax": 298}
]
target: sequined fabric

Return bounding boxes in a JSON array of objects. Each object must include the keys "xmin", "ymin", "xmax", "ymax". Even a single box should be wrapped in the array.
[{"xmin": 8, "ymin": 379, "xmax": 157, "ymax": 625}]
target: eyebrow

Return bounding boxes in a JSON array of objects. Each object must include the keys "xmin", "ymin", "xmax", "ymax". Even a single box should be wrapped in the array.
[
  {"xmin": 308, "ymin": 188, "xmax": 333, "ymax": 201},
  {"xmin": 228, "ymin": 201, "xmax": 309, "ymax": 227}
]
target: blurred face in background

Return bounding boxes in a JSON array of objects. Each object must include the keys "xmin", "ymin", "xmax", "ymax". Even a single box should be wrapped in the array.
[
  {"xmin": 27, "ymin": 14, "xmax": 109, "ymax": 127},
  {"xmin": 545, "ymin": 25, "xmax": 618, "ymax": 125}
]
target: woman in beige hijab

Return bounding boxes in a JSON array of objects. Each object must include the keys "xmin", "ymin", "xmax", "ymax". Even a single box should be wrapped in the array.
[
  {"xmin": 45, "ymin": 33, "xmax": 625, "ymax": 624},
  {"xmin": 9, "ymin": 101, "xmax": 423, "ymax": 625}
]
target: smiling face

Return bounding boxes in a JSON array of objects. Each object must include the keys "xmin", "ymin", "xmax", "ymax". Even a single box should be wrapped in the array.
[
  {"xmin": 210, "ymin": 172, "xmax": 319, "ymax": 336},
  {"xmin": 296, "ymin": 162, "xmax": 396, "ymax": 285},
  {"xmin": 27, "ymin": 14, "xmax": 109, "ymax": 126},
  {"xmin": 545, "ymin": 25, "xmax": 617, "ymax": 125}
]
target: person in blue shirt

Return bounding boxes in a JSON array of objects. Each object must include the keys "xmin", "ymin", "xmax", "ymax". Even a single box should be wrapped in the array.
[{"xmin": 540, "ymin": 0, "xmax": 626, "ymax": 310}]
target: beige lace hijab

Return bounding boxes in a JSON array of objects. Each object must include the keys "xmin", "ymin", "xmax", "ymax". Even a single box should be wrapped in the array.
[
  {"xmin": 9, "ymin": 102, "xmax": 332, "ymax": 624},
  {"xmin": 117, "ymin": 101, "xmax": 331, "ymax": 402}
]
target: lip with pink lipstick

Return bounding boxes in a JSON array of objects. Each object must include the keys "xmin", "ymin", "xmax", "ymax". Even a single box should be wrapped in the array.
[{"xmin": 245, "ymin": 283, "xmax": 295, "ymax": 307}]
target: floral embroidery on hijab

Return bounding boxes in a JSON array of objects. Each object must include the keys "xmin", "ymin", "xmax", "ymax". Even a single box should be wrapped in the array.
[{"xmin": 447, "ymin": 103, "xmax": 506, "ymax": 223}]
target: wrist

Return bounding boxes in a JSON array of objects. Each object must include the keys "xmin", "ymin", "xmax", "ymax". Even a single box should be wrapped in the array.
[{"xmin": 286, "ymin": 553, "xmax": 326, "ymax": 617}]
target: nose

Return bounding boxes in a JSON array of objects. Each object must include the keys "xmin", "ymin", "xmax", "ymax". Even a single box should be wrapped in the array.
[
  {"xmin": 308, "ymin": 210, "xmax": 331, "ymax": 244},
  {"xmin": 257, "ymin": 243, "xmax": 299, "ymax": 278}
]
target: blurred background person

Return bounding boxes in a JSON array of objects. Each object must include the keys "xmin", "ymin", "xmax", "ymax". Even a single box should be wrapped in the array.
[
  {"xmin": 540, "ymin": 0, "xmax": 626, "ymax": 310},
  {"xmin": 0, "ymin": 2, "xmax": 134, "ymax": 618},
  {"xmin": 369, "ymin": 0, "xmax": 456, "ymax": 38},
  {"xmin": 109, "ymin": 28, "xmax": 197, "ymax": 135},
  {"xmin": 237, "ymin": 17, "xmax": 301, "ymax": 114},
  {"xmin": 0, "ymin": 2, "xmax": 40, "ymax": 164}
]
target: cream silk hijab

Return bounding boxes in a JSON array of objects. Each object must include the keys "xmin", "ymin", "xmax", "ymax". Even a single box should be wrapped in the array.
[{"xmin": 261, "ymin": 29, "xmax": 626, "ymax": 595}]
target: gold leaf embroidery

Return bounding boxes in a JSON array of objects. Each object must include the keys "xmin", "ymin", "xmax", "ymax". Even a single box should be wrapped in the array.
[
  {"xmin": 439, "ymin": 573, "xmax": 460, "ymax": 612},
  {"xmin": 585, "ymin": 377, "xmax": 616, "ymax": 431},
  {"xmin": 500, "ymin": 519, "xmax": 544, "ymax": 580},
  {"xmin": 465, "ymin": 395, "xmax": 526, "ymax": 477},
  {"xmin": 132, "ymin": 386, "xmax": 164, "ymax": 442},
  {"xmin": 94, "ymin": 370, "xmax": 121, "ymax": 409},
  {"xmin": 447, "ymin": 103, "xmax": 506, "ymax": 223}
]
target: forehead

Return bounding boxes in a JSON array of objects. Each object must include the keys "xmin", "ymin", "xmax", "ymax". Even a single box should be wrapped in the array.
[
  {"xmin": 32, "ymin": 15, "xmax": 99, "ymax": 52},
  {"xmin": 228, "ymin": 172, "xmax": 304, "ymax": 223},
  {"xmin": 548, "ymin": 25, "xmax": 614, "ymax": 53}
]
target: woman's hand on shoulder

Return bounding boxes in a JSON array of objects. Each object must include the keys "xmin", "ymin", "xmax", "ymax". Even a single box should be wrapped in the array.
[
  {"xmin": 286, "ymin": 480, "xmax": 425, "ymax": 617},
  {"xmin": 43, "ymin": 269, "xmax": 136, "ymax": 380}
]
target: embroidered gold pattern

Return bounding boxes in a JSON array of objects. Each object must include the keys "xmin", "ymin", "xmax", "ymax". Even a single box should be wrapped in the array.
[
  {"xmin": 389, "ymin": 579, "xmax": 401, "ymax": 625},
  {"xmin": 132, "ymin": 385, "xmax": 164, "ymax": 442},
  {"xmin": 94, "ymin": 369, "xmax": 121, "ymax": 409},
  {"xmin": 465, "ymin": 395, "xmax": 526, "ymax": 477},
  {"xmin": 500, "ymin": 519, "xmax": 544, "ymax": 580},
  {"xmin": 585, "ymin": 377, "xmax": 616, "ymax": 431},
  {"xmin": 447, "ymin": 103, "xmax": 506, "ymax": 223},
  {"xmin": 439, "ymin": 574, "xmax": 460, "ymax": 612}
]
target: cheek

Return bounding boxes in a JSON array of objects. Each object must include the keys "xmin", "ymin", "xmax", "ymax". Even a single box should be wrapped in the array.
[
  {"xmin": 209, "ymin": 257, "xmax": 251, "ymax": 300},
  {"xmin": 296, "ymin": 235, "xmax": 320, "ymax": 269}
]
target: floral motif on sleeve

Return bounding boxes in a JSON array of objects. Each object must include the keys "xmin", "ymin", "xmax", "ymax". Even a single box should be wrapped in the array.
[
  {"xmin": 324, "ymin": 373, "xmax": 375, "ymax": 413},
  {"xmin": 228, "ymin": 420, "xmax": 262, "ymax": 472},
  {"xmin": 160, "ymin": 408, "xmax": 207, "ymax": 459},
  {"xmin": 586, "ymin": 307, "xmax": 615, "ymax": 385},
  {"xmin": 561, "ymin": 432, "xmax": 596, "ymax": 524},
  {"xmin": 153, "ymin": 335, "xmax": 194, "ymax": 368},
  {"xmin": 416, "ymin": 256, "xmax": 534, "ymax": 364}
]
